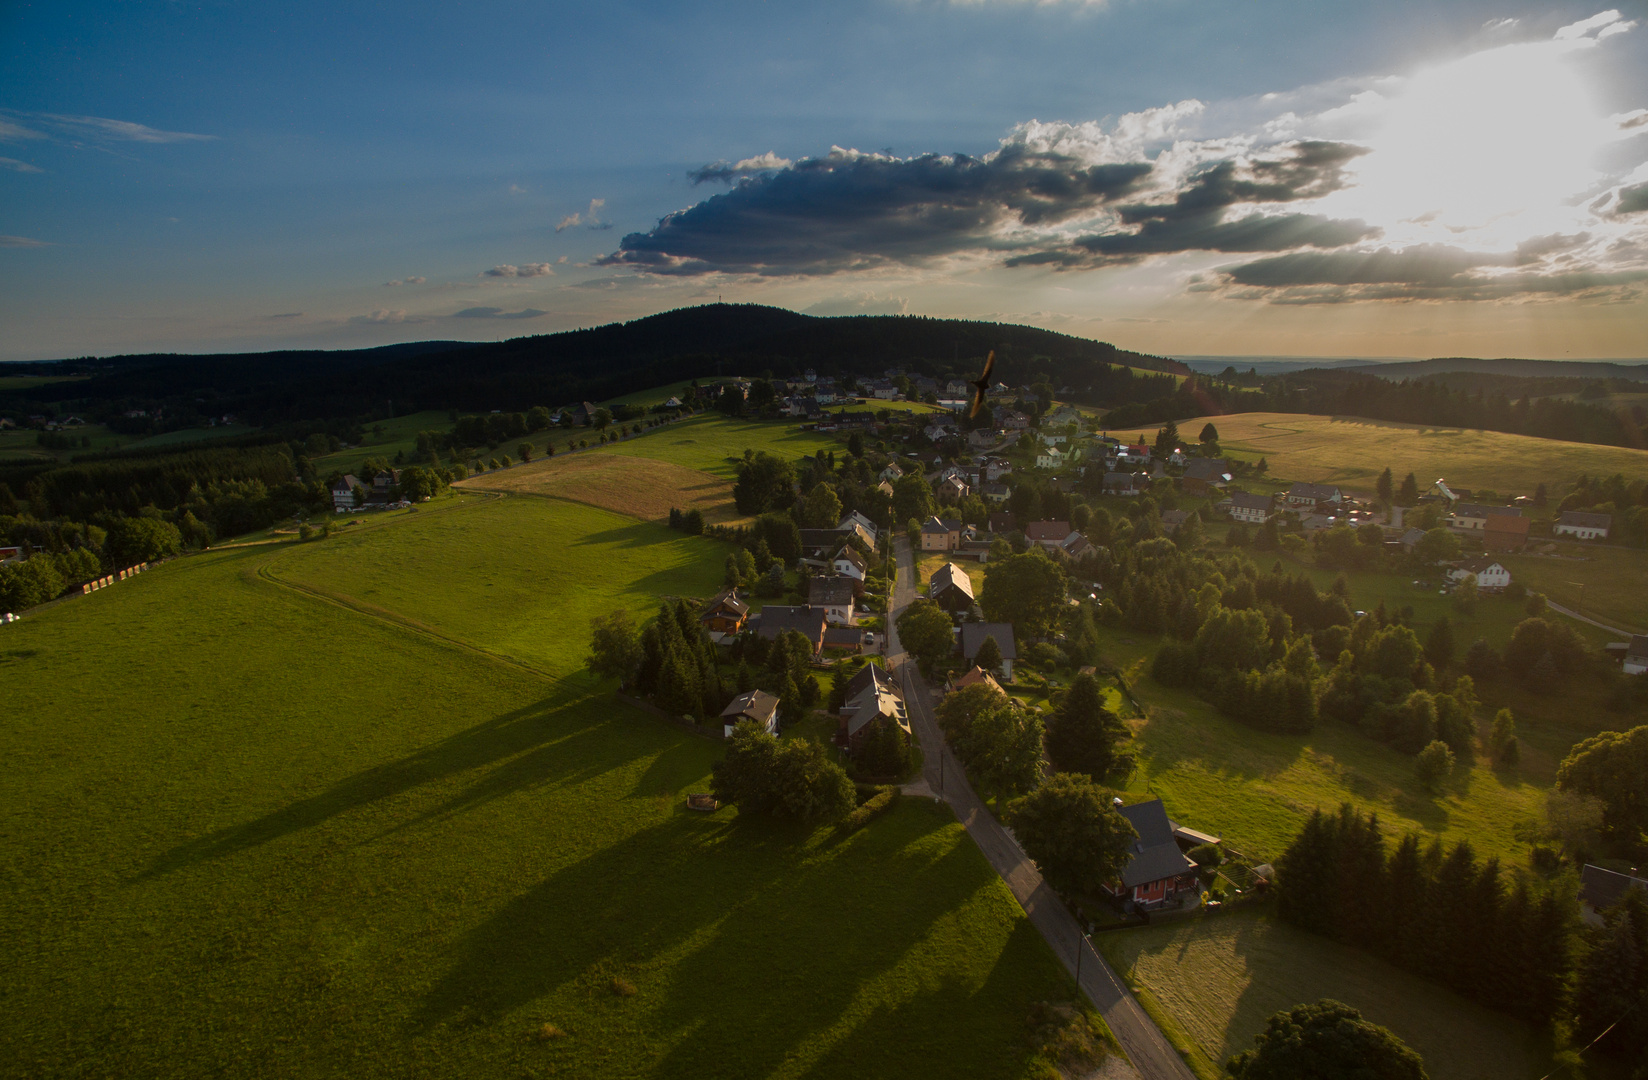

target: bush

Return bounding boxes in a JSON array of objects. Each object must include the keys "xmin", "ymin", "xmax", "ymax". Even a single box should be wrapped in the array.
[{"xmin": 838, "ymin": 787, "xmax": 900, "ymax": 833}]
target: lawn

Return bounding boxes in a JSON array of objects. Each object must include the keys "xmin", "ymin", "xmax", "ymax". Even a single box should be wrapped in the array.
[
  {"xmin": 310, "ymin": 409, "xmax": 455, "ymax": 475},
  {"xmin": 1180, "ymin": 412, "xmax": 1648, "ymax": 496},
  {"xmin": 0, "ymin": 422, "xmax": 131, "ymax": 463},
  {"xmin": 593, "ymin": 413, "xmax": 842, "ymax": 479},
  {"xmin": 458, "ymin": 450, "xmax": 740, "ymax": 525},
  {"xmin": 1501, "ymin": 543, "xmax": 1648, "ymax": 636},
  {"xmin": 124, "ymin": 423, "xmax": 258, "ymax": 449},
  {"xmin": 1, "ymin": 495, "xmax": 1081, "ymax": 1079},
  {"xmin": 1096, "ymin": 910, "xmax": 1548, "ymax": 1080}
]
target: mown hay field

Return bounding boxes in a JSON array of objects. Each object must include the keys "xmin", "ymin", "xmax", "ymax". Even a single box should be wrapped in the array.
[
  {"xmin": 457, "ymin": 452, "xmax": 739, "ymax": 524},
  {"xmin": 1097, "ymin": 910, "xmax": 1547, "ymax": 1080},
  {"xmin": 1, "ymin": 492, "xmax": 1077, "ymax": 1080},
  {"xmin": 594, "ymin": 413, "xmax": 842, "ymax": 478},
  {"xmin": 1182, "ymin": 412, "xmax": 1648, "ymax": 494}
]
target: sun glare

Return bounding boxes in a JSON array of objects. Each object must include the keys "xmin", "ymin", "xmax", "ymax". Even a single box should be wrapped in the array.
[{"xmin": 1342, "ymin": 37, "xmax": 1617, "ymax": 246}]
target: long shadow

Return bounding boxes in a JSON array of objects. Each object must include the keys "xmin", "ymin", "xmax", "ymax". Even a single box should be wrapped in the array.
[{"xmin": 137, "ymin": 680, "xmax": 610, "ymax": 878}]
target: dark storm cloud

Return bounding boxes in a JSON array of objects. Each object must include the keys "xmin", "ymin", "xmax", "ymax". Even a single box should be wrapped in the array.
[
  {"xmin": 1214, "ymin": 243, "xmax": 1648, "ymax": 303},
  {"xmin": 1617, "ymin": 182, "xmax": 1648, "ymax": 215},
  {"xmin": 598, "ymin": 145, "xmax": 1155, "ymax": 276},
  {"xmin": 600, "ymin": 139, "xmax": 1371, "ymax": 276}
]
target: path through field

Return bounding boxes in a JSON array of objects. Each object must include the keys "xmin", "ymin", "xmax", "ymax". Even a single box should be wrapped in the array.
[{"xmin": 886, "ymin": 537, "xmax": 1189, "ymax": 1080}]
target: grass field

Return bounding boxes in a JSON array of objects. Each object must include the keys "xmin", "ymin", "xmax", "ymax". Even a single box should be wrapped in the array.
[
  {"xmin": 1182, "ymin": 412, "xmax": 1648, "ymax": 495},
  {"xmin": 0, "ymin": 374, "xmax": 90, "ymax": 390},
  {"xmin": 1501, "ymin": 543, "xmax": 1648, "ymax": 636},
  {"xmin": 595, "ymin": 413, "xmax": 842, "ymax": 479},
  {"xmin": 458, "ymin": 452, "xmax": 739, "ymax": 524},
  {"xmin": 0, "ymin": 423, "xmax": 131, "ymax": 463},
  {"xmin": 2, "ymin": 493, "xmax": 1081, "ymax": 1079},
  {"xmin": 1097, "ymin": 910, "xmax": 1547, "ymax": 1080}
]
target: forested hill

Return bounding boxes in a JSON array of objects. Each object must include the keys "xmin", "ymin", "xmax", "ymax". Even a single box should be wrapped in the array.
[
  {"xmin": 1349, "ymin": 356, "xmax": 1648, "ymax": 383},
  {"xmin": 8, "ymin": 305, "xmax": 1186, "ymax": 424}
]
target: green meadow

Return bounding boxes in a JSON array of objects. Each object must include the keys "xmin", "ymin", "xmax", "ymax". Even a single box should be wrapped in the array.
[
  {"xmin": 310, "ymin": 409, "xmax": 455, "ymax": 475},
  {"xmin": 1, "ymin": 490, "xmax": 1078, "ymax": 1079},
  {"xmin": 594, "ymin": 413, "xmax": 842, "ymax": 478}
]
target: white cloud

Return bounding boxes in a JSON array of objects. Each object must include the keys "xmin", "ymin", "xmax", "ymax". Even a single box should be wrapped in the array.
[
  {"xmin": 0, "ymin": 157, "xmax": 41, "ymax": 173},
  {"xmin": 384, "ymin": 276, "xmax": 428, "ymax": 286},
  {"xmin": 802, "ymin": 290, "xmax": 912, "ymax": 316},
  {"xmin": 557, "ymin": 198, "xmax": 608, "ymax": 231},
  {"xmin": 451, "ymin": 306, "xmax": 548, "ymax": 319},
  {"xmin": 348, "ymin": 309, "xmax": 418, "ymax": 324},
  {"xmin": 0, "ymin": 119, "xmax": 46, "ymax": 142},
  {"xmin": 508, "ymin": 183, "xmax": 526, "ymax": 195},
  {"xmin": 0, "ymin": 235, "xmax": 48, "ymax": 248},
  {"xmin": 481, "ymin": 263, "xmax": 554, "ymax": 278},
  {"xmin": 37, "ymin": 113, "xmax": 214, "ymax": 143}
]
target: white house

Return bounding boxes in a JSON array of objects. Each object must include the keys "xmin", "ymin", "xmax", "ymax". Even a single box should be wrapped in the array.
[
  {"xmin": 808, "ymin": 575, "xmax": 857, "ymax": 625},
  {"xmin": 832, "ymin": 546, "xmax": 868, "ymax": 581},
  {"xmin": 1555, "ymin": 511, "xmax": 1612, "ymax": 540},
  {"xmin": 837, "ymin": 511, "xmax": 878, "ymax": 540},
  {"xmin": 720, "ymin": 690, "xmax": 780, "ymax": 737},
  {"xmin": 1226, "ymin": 492, "xmax": 1274, "ymax": 524},
  {"xmin": 330, "ymin": 474, "xmax": 362, "ymax": 512},
  {"xmin": 1625, "ymin": 635, "xmax": 1648, "ymax": 676},
  {"xmin": 1447, "ymin": 558, "xmax": 1511, "ymax": 592},
  {"xmin": 1036, "ymin": 445, "xmax": 1069, "ymax": 470},
  {"xmin": 878, "ymin": 463, "xmax": 904, "ymax": 483}
]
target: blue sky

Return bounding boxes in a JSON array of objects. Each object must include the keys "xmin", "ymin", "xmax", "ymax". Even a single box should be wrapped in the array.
[{"xmin": 2, "ymin": 1, "xmax": 1645, "ymax": 361}]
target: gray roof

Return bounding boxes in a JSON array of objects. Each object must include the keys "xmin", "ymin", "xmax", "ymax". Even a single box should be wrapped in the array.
[
  {"xmin": 1228, "ymin": 491, "xmax": 1273, "ymax": 511},
  {"xmin": 1161, "ymin": 510, "xmax": 1189, "ymax": 526},
  {"xmin": 930, "ymin": 562, "xmax": 975, "ymax": 601},
  {"xmin": 809, "ymin": 575, "xmax": 856, "ymax": 606},
  {"xmin": 799, "ymin": 528, "xmax": 847, "ymax": 551},
  {"xmin": 1183, "ymin": 458, "xmax": 1231, "ymax": 482},
  {"xmin": 961, "ymin": 622, "xmax": 1016, "ymax": 661},
  {"xmin": 752, "ymin": 605, "xmax": 828, "ymax": 642},
  {"xmin": 1103, "ymin": 472, "xmax": 1143, "ymax": 488},
  {"xmin": 720, "ymin": 689, "xmax": 779, "ymax": 725},
  {"xmin": 1287, "ymin": 482, "xmax": 1341, "ymax": 501},
  {"xmin": 1117, "ymin": 799, "xmax": 1198, "ymax": 888},
  {"xmin": 845, "ymin": 662, "xmax": 898, "ymax": 703},
  {"xmin": 1627, "ymin": 635, "xmax": 1648, "ymax": 661},
  {"xmin": 834, "ymin": 546, "xmax": 868, "ymax": 570},
  {"xmin": 1559, "ymin": 511, "xmax": 1613, "ymax": 529},
  {"xmin": 1401, "ymin": 528, "xmax": 1427, "ymax": 545},
  {"xmin": 701, "ymin": 589, "xmax": 748, "ymax": 618},
  {"xmin": 1580, "ymin": 863, "xmax": 1648, "ymax": 912},
  {"xmin": 920, "ymin": 516, "xmax": 962, "ymax": 534}
]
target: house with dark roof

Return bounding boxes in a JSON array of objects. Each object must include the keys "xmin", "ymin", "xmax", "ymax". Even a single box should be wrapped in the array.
[
  {"xmin": 1446, "ymin": 557, "xmax": 1511, "ymax": 591},
  {"xmin": 699, "ymin": 590, "xmax": 749, "ymax": 636},
  {"xmin": 799, "ymin": 528, "xmax": 847, "ymax": 557},
  {"xmin": 330, "ymin": 474, "xmax": 362, "ymax": 512},
  {"xmin": 946, "ymin": 665, "xmax": 1003, "ymax": 695},
  {"xmin": 1284, "ymin": 482, "xmax": 1343, "ymax": 509},
  {"xmin": 1450, "ymin": 503, "xmax": 1523, "ymax": 531},
  {"xmin": 808, "ymin": 574, "xmax": 856, "ymax": 625},
  {"xmin": 832, "ymin": 546, "xmax": 868, "ymax": 581},
  {"xmin": 1181, "ymin": 458, "xmax": 1232, "ymax": 496},
  {"xmin": 720, "ymin": 689, "xmax": 780, "ymax": 738},
  {"xmin": 1102, "ymin": 472, "xmax": 1145, "ymax": 496},
  {"xmin": 1161, "ymin": 509, "xmax": 1190, "ymax": 536},
  {"xmin": 749, "ymin": 605, "xmax": 828, "ymax": 653},
  {"xmin": 839, "ymin": 680, "xmax": 911, "ymax": 754},
  {"xmin": 929, "ymin": 562, "xmax": 975, "ymax": 613},
  {"xmin": 1624, "ymin": 635, "xmax": 1648, "ymax": 676},
  {"xmin": 960, "ymin": 622, "xmax": 1015, "ymax": 680},
  {"xmin": 988, "ymin": 511, "xmax": 1018, "ymax": 536},
  {"xmin": 1579, "ymin": 864, "xmax": 1648, "ymax": 927},
  {"xmin": 920, "ymin": 516, "xmax": 963, "ymax": 552},
  {"xmin": 1555, "ymin": 511, "xmax": 1613, "ymax": 540},
  {"xmin": 1104, "ymin": 799, "xmax": 1200, "ymax": 912},
  {"xmin": 1024, "ymin": 521, "xmax": 1073, "ymax": 548},
  {"xmin": 1226, "ymin": 491, "xmax": 1274, "ymax": 524}
]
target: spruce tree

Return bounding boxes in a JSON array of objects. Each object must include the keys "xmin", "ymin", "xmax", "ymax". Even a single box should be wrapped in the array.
[
  {"xmin": 1424, "ymin": 616, "xmax": 1455, "ymax": 670},
  {"xmin": 1398, "ymin": 472, "xmax": 1420, "ymax": 505},
  {"xmin": 1044, "ymin": 673, "xmax": 1128, "ymax": 782},
  {"xmin": 1376, "ymin": 467, "xmax": 1394, "ymax": 504}
]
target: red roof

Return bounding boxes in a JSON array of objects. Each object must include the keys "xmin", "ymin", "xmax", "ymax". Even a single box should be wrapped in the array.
[{"xmin": 1485, "ymin": 514, "xmax": 1530, "ymax": 536}]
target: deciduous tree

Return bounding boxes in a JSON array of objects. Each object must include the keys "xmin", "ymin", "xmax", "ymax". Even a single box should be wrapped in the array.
[
  {"xmin": 1008, "ymin": 774, "xmax": 1136, "ymax": 896},
  {"xmin": 1226, "ymin": 1000, "xmax": 1428, "ymax": 1080}
]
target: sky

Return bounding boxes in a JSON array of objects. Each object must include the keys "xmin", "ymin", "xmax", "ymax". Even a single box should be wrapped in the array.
[{"xmin": 1, "ymin": 0, "xmax": 1646, "ymax": 363}]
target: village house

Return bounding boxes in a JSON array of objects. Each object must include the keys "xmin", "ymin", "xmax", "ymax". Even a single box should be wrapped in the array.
[
  {"xmin": 967, "ymin": 429, "xmax": 999, "ymax": 450},
  {"xmin": 808, "ymin": 575, "xmax": 857, "ymax": 625},
  {"xmin": 330, "ymin": 474, "xmax": 362, "ymax": 512},
  {"xmin": 1579, "ymin": 864, "xmax": 1648, "ymax": 927},
  {"xmin": 1025, "ymin": 520, "xmax": 1073, "ymax": 549},
  {"xmin": 946, "ymin": 664, "xmax": 1003, "ymax": 695},
  {"xmin": 1399, "ymin": 527, "xmax": 1427, "ymax": 552},
  {"xmin": 1035, "ymin": 445, "xmax": 1069, "ymax": 470},
  {"xmin": 920, "ymin": 516, "xmax": 963, "ymax": 552},
  {"xmin": 960, "ymin": 622, "xmax": 1016, "ymax": 680},
  {"xmin": 1103, "ymin": 472, "xmax": 1145, "ymax": 497},
  {"xmin": 938, "ymin": 474, "xmax": 969, "ymax": 502},
  {"xmin": 1160, "ymin": 509, "xmax": 1189, "ymax": 536},
  {"xmin": 1103, "ymin": 799, "xmax": 1200, "ymax": 912},
  {"xmin": 924, "ymin": 421, "xmax": 956, "ymax": 442},
  {"xmin": 1555, "ymin": 511, "xmax": 1613, "ymax": 540},
  {"xmin": 748, "ymin": 605, "xmax": 828, "ymax": 653},
  {"xmin": 1225, "ymin": 491, "xmax": 1274, "ymax": 524},
  {"xmin": 832, "ymin": 546, "xmax": 868, "ymax": 582},
  {"xmin": 988, "ymin": 511, "xmax": 1018, "ymax": 536},
  {"xmin": 698, "ymin": 590, "xmax": 749, "ymax": 638},
  {"xmin": 1181, "ymin": 458, "xmax": 1232, "ymax": 497},
  {"xmin": 1057, "ymin": 531, "xmax": 1093, "ymax": 558},
  {"xmin": 1624, "ymin": 635, "xmax": 1648, "ymax": 676},
  {"xmin": 838, "ymin": 511, "xmax": 879, "ymax": 541},
  {"xmin": 1484, "ymin": 513, "xmax": 1530, "ymax": 552},
  {"xmin": 878, "ymin": 462, "xmax": 904, "ymax": 484},
  {"xmin": 838, "ymin": 665, "xmax": 911, "ymax": 753},
  {"xmin": 1284, "ymin": 482, "xmax": 1343, "ymax": 510},
  {"xmin": 1447, "ymin": 558, "xmax": 1512, "ymax": 592},
  {"xmin": 982, "ymin": 482, "xmax": 1011, "ymax": 504},
  {"xmin": 946, "ymin": 378, "xmax": 971, "ymax": 398},
  {"xmin": 993, "ymin": 407, "xmax": 1031, "ymax": 431},
  {"xmin": 719, "ymin": 689, "xmax": 780, "ymax": 738},
  {"xmin": 929, "ymin": 562, "xmax": 975, "ymax": 613}
]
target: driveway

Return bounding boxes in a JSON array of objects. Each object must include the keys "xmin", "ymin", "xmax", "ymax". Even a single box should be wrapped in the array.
[{"xmin": 885, "ymin": 537, "xmax": 1195, "ymax": 1080}]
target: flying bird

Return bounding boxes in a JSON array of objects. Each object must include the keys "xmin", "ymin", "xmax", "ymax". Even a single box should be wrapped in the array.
[{"xmin": 968, "ymin": 350, "xmax": 996, "ymax": 420}]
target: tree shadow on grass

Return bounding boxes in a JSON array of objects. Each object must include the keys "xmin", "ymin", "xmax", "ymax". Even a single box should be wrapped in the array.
[{"xmin": 137, "ymin": 681, "xmax": 643, "ymax": 879}]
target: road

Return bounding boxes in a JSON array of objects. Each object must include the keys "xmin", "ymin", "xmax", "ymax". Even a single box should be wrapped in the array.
[
  {"xmin": 1546, "ymin": 600, "xmax": 1635, "ymax": 639},
  {"xmin": 884, "ymin": 537, "xmax": 1196, "ymax": 1080}
]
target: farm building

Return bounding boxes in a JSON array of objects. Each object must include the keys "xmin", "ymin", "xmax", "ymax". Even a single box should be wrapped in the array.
[
  {"xmin": 929, "ymin": 562, "xmax": 975, "ymax": 613},
  {"xmin": 1181, "ymin": 458, "xmax": 1232, "ymax": 496},
  {"xmin": 719, "ymin": 689, "xmax": 780, "ymax": 738},
  {"xmin": 1447, "ymin": 558, "xmax": 1512, "ymax": 592},
  {"xmin": 1103, "ymin": 799, "xmax": 1200, "ymax": 912},
  {"xmin": 960, "ymin": 623, "xmax": 1016, "ymax": 680},
  {"xmin": 1102, "ymin": 472, "xmax": 1145, "ymax": 497},
  {"xmin": 1555, "ymin": 511, "xmax": 1612, "ymax": 540},
  {"xmin": 1484, "ymin": 514, "xmax": 1530, "ymax": 552},
  {"xmin": 1449, "ymin": 503, "xmax": 1523, "ymax": 532}
]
